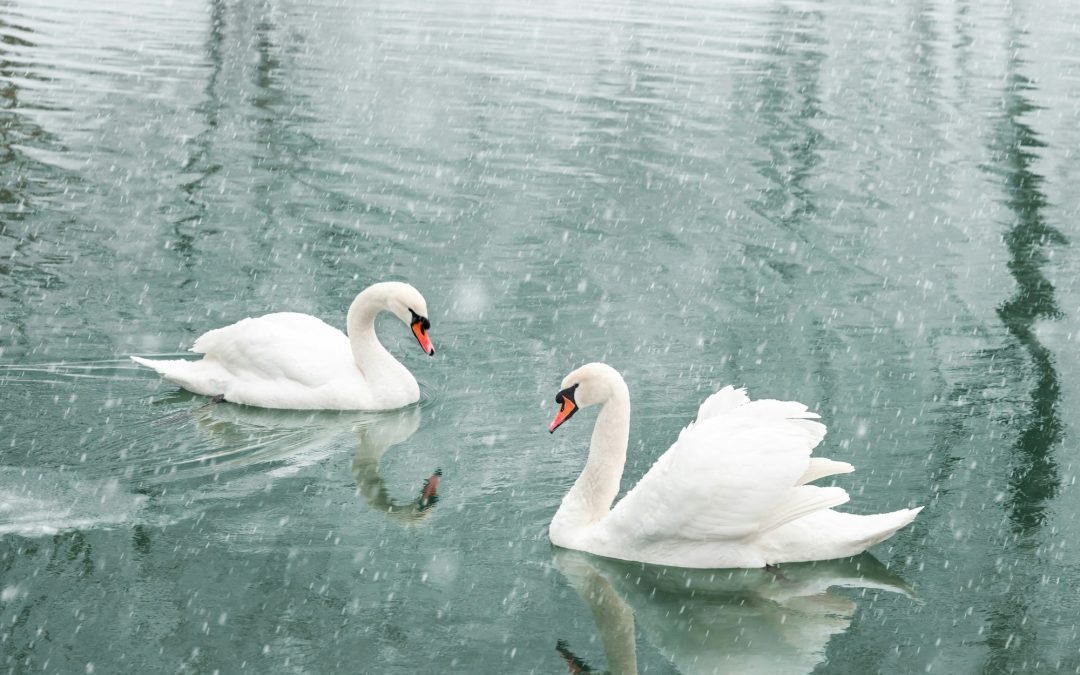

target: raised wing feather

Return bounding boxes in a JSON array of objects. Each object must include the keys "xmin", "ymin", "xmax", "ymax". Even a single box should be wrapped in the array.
[
  {"xmin": 603, "ymin": 396, "xmax": 833, "ymax": 551},
  {"xmin": 797, "ymin": 458, "xmax": 854, "ymax": 486},
  {"xmin": 695, "ymin": 385, "xmax": 750, "ymax": 422}
]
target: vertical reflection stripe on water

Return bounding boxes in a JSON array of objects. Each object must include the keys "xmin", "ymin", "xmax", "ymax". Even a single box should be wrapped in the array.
[
  {"xmin": 991, "ymin": 53, "xmax": 1064, "ymax": 536},
  {"xmin": 980, "ymin": 17, "xmax": 1066, "ymax": 675}
]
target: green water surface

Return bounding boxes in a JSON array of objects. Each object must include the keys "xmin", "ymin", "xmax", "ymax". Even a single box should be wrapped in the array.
[{"xmin": 2, "ymin": 0, "xmax": 1080, "ymax": 672}]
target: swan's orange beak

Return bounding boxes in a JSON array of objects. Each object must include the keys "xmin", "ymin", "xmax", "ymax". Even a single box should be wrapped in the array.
[
  {"xmin": 411, "ymin": 315, "xmax": 435, "ymax": 356},
  {"xmin": 549, "ymin": 385, "xmax": 579, "ymax": 433}
]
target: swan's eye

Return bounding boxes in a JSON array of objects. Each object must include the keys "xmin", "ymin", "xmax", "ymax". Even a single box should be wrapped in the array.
[
  {"xmin": 409, "ymin": 309, "xmax": 430, "ymax": 331},
  {"xmin": 555, "ymin": 383, "xmax": 579, "ymax": 405}
]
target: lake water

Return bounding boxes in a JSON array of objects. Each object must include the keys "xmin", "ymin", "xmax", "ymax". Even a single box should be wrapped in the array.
[{"xmin": 2, "ymin": 0, "xmax": 1080, "ymax": 672}]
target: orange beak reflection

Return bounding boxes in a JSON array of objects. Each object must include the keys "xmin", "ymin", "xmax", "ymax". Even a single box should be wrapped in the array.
[
  {"xmin": 419, "ymin": 469, "xmax": 441, "ymax": 509},
  {"xmin": 549, "ymin": 385, "xmax": 580, "ymax": 433},
  {"xmin": 411, "ymin": 320, "xmax": 435, "ymax": 356}
]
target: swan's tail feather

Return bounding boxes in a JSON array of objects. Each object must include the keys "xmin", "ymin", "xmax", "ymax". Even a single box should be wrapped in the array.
[
  {"xmin": 130, "ymin": 355, "xmax": 225, "ymax": 397},
  {"xmin": 130, "ymin": 355, "xmax": 170, "ymax": 375},
  {"xmin": 762, "ymin": 506, "xmax": 923, "ymax": 565},
  {"xmin": 851, "ymin": 506, "xmax": 923, "ymax": 549}
]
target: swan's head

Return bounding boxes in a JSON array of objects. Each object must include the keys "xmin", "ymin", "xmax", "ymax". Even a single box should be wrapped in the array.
[
  {"xmin": 372, "ymin": 282, "xmax": 435, "ymax": 356},
  {"xmin": 549, "ymin": 362, "xmax": 626, "ymax": 433}
]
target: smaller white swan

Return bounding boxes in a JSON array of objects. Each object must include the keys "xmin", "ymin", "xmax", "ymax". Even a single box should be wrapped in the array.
[
  {"xmin": 548, "ymin": 363, "xmax": 921, "ymax": 568},
  {"xmin": 131, "ymin": 281, "xmax": 435, "ymax": 410}
]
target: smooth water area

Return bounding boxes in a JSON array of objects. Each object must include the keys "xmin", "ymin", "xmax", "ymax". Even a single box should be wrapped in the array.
[{"xmin": 3, "ymin": 0, "xmax": 1080, "ymax": 672}]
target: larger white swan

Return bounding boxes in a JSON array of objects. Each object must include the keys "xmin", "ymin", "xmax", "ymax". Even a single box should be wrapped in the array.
[
  {"xmin": 548, "ymin": 363, "xmax": 921, "ymax": 568},
  {"xmin": 131, "ymin": 281, "xmax": 435, "ymax": 410}
]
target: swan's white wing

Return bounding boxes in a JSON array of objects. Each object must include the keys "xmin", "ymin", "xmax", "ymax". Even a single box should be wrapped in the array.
[
  {"xmin": 192, "ymin": 312, "xmax": 352, "ymax": 387},
  {"xmin": 603, "ymin": 399, "xmax": 838, "ymax": 551}
]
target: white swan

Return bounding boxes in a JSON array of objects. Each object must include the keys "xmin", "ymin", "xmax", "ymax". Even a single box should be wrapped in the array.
[
  {"xmin": 548, "ymin": 363, "xmax": 921, "ymax": 568},
  {"xmin": 131, "ymin": 281, "xmax": 435, "ymax": 410}
]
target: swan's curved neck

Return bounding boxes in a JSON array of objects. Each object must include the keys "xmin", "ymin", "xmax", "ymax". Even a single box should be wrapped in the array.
[
  {"xmin": 554, "ymin": 387, "xmax": 631, "ymax": 533},
  {"xmin": 345, "ymin": 291, "xmax": 407, "ymax": 381}
]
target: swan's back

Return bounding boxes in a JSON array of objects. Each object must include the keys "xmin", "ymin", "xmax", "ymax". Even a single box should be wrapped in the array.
[{"xmin": 192, "ymin": 312, "xmax": 352, "ymax": 386}]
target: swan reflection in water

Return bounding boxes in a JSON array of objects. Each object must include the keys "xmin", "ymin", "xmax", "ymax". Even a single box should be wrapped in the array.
[
  {"xmin": 159, "ymin": 396, "xmax": 441, "ymax": 526},
  {"xmin": 350, "ymin": 407, "xmax": 441, "ymax": 525},
  {"xmin": 553, "ymin": 549, "xmax": 914, "ymax": 675}
]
